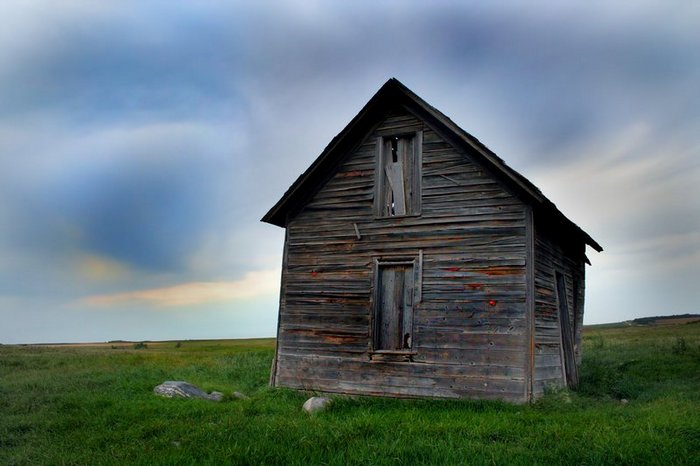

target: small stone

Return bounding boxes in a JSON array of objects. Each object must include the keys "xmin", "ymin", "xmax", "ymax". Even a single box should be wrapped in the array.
[
  {"xmin": 232, "ymin": 391, "xmax": 249, "ymax": 400},
  {"xmin": 620, "ymin": 398, "xmax": 629, "ymax": 404},
  {"xmin": 303, "ymin": 396, "xmax": 332, "ymax": 413},
  {"xmin": 153, "ymin": 381, "xmax": 222, "ymax": 402}
]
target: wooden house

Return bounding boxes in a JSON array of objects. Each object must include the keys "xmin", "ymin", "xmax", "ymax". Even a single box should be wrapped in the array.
[{"xmin": 262, "ymin": 78, "xmax": 602, "ymax": 402}]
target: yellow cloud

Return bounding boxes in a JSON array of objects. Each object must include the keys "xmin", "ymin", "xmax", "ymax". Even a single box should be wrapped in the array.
[
  {"xmin": 77, "ymin": 254, "xmax": 130, "ymax": 281},
  {"xmin": 82, "ymin": 269, "xmax": 280, "ymax": 308}
]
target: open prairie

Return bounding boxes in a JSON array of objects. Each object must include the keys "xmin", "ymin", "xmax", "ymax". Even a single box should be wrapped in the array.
[{"xmin": 1, "ymin": 320, "xmax": 699, "ymax": 465}]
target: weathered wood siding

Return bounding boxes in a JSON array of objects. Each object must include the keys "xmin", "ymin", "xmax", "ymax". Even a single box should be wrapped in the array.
[
  {"xmin": 532, "ymin": 224, "xmax": 585, "ymax": 395},
  {"xmin": 274, "ymin": 108, "xmax": 530, "ymax": 402}
]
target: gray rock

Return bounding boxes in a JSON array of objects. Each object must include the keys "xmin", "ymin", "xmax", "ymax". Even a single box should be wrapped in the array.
[
  {"xmin": 303, "ymin": 396, "xmax": 332, "ymax": 413},
  {"xmin": 232, "ymin": 391, "xmax": 249, "ymax": 400},
  {"xmin": 154, "ymin": 381, "xmax": 222, "ymax": 402}
]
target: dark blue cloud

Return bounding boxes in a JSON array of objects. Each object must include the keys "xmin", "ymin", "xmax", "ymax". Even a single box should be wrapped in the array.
[
  {"xmin": 0, "ymin": 5, "xmax": 248, "ymax": 125},
  {"xmin": 384, "ymin": 4, "xmax": 700, "ymax": 162},
  {"xmin": 6, "ymin": 124, "xmax": 242, "ymax": 274},
  {"xmin": 70, "ymin": 154, "xmax": 212, "ymax": 271}
]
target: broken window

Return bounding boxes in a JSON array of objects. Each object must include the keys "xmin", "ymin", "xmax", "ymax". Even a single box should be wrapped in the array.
[
  {"xmin": 374, "ymin": 261, "xmax": 415, "ymax": 351},
  {"xmin": 375, "ymin": 132, "xmax": 421, "ymax": 217}
]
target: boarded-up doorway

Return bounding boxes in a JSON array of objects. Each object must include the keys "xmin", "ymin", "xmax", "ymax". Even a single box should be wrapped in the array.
[
  {"xmin": 556, "ymin": 271, "xmax": 579, "ymax": 388},
  {"xmin": 375, "ymin": 263, "xmax": 415, "ymax": 350}
]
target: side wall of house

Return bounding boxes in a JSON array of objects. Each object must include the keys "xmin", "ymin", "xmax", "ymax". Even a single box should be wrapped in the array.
[
  {"xmin": 274, "ymin": 108, "xmax": 530, "ymax": 402},
  {"xmin": 532, "ymin": 223, "xmax": 586, "ymax": 395}
]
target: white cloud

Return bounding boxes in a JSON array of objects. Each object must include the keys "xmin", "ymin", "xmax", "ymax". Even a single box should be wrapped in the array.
[{"xmin": 81, "ymin": 268, "xmax": 280, "ymax": 308}]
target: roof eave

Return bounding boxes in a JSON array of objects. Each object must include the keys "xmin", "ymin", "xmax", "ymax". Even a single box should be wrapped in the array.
[
  {"xmin": 261, "ymin": 78, "xmax": 602, "ymax": 254},
  {"xmin": 261, "ymin": 79, "xmax": 401, "ymax": 227}
]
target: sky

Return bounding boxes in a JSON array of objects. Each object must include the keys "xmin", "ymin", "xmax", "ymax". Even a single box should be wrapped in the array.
[{"xmin": 1, "ymin": 1, "xmax": 698, "ymax": 344}]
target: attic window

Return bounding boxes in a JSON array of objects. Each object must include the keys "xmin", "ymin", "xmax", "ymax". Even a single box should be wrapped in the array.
[{"xmin": 375, "ymin": 132, "xmax": 422, "ymax": 217}]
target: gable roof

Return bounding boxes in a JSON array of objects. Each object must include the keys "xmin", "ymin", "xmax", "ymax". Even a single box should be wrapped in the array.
[{"xmin": 262, "ymin": 78, "xmax": 602, "ymax": 253}]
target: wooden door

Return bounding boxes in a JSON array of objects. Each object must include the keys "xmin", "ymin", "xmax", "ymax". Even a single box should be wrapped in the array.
[
  {"xmin": 556, "ymin": 271, "xmax": 579, "ymax": 388},
  {"xmin": 375, "ymin": 264, "xmax": 414, "ymax": 350}
]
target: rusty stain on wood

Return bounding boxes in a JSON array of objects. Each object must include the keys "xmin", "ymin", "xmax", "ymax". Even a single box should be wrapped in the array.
[
  {"xmin": 337, "ymin": 170, "xmax": 372, "ymax": 178},
  {"xmin": 480, "ymin": 266, "xmax": 523, "ymax": 276}
]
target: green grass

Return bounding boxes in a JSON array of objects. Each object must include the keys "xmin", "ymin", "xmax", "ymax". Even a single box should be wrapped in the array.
[{"xmin": 1, "ymin": 325, "xmax": 699, "ymax": 465}]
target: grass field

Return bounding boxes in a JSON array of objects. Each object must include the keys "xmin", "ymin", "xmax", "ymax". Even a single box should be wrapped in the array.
[{"xmin": 1, "ymin": 321, "xmax": 699, "ymax": 465}]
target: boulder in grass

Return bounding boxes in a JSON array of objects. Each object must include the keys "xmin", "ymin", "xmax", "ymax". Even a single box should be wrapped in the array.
[
  {"xmin": 154, "ymin": 381, "xmax": 223, "ymax": 402},
  {"xmin": 302, "ymin": 396, "xmax": 332, "ymax": 413}
]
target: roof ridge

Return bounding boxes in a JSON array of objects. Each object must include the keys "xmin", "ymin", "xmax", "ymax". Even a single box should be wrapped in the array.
[{"xmin": 261, "ymin": 79, "xmax": 601, "ymax": 253}]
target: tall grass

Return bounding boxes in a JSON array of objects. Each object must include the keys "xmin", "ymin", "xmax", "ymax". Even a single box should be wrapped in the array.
[
  {"xmin": 579, "ymin": 323, "xmax": 700, "ymax": 401},
  {"xmin": 1, "ymin": 325, "xmax": 699, "ymax": 465}
]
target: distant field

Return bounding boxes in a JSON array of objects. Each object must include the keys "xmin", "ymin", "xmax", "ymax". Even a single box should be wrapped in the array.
[
  {"xmin": 1, "ymin": 320, "xmax": 699, "ymax": 465},
  {"xmin": 585, "ymin": 313, "xmax": 700, "ymax": 329},
  {"xmin": 32, "ymin": 338, "xmax": 275, "ymax": 350}
]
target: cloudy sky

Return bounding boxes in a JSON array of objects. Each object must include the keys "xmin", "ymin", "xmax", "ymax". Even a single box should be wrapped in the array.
[{"xmin": 1, "ymin": 1, "xmax": 698, "ymax": 343}]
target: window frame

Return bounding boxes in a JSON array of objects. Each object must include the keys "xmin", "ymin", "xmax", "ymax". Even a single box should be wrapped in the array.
[
  {"xmin": 374, "ymin": 130, "xmax": 423, "ymax": 219},
  {"xmin": 369, "ymin": 255, "xmax": 422, "ymax": 357}
]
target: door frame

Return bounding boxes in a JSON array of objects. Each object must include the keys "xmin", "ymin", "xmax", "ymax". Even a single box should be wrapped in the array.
[{"xmin": 555, "ymin": 270, "xmax": 579, "ymax": 388}]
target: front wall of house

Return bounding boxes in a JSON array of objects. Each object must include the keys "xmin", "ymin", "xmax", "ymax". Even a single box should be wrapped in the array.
[{"xmin": 274, "ymin": 108, "xmax": 530, "ymax": 401}]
